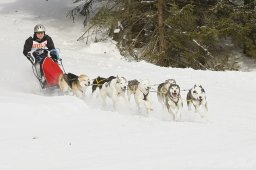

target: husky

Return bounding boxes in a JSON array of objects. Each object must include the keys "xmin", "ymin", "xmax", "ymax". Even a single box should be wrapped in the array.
[
  {"xmin": 165, "ymin": 83, "xmax": 183, "ymax": 121},
  {"xmin": 127, "ymin": 79, "xmax": 139, "ymax": 102},
  {"xmin": 99, "ymin": 75, "xmax": 127, "ymax": 109},
  {"xmin": 91, "ymin": 76, "xmax": 116, "ymax": 95},
  {"xmin": 187, "ymin": 84, "xmax": 208, "ymax": 118},
  {"xmin": 58, "ymin": 73, "xmax": 90, "ymax": 98},
  {"xmin": 157, "ymin": 79, "xmax": 176, "ymax": 110},
  {"xmin": 134, "ymin": 79, "xmax": 153, "ymax": 114}
]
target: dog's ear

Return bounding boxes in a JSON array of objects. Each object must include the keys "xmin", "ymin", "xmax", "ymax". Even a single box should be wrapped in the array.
[
  {"xmin": 116, "ymin": 75, "xmax": 121, "ymax": 82},
  {"xmin": 84, "ymin": 74, "xmax": 89, "ymax": 80},
  {"xmin": 170, "ymin": 79, "xmax": 176, "ymax": 84},
  {"xmin": 200, "ymin": 85, "xmax": 205, "ymax": 93},
  {"xmin": 122, "ymin": 76, "xmax": 127, "ymax": 82},
  {"xmin": 201, "ymin": 88, "xmax": 205, "ymax": 93}
]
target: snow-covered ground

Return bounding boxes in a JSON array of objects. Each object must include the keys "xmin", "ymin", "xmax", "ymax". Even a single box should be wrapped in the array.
[{"xmin": 0, "ymin": 0, "xmax": 256, "ymax": 170}]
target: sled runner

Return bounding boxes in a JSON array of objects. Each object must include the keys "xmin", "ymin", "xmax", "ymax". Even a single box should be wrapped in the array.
[{"xmin": 29, "ymin": 49, "xmax": 64, "ymax": 89}]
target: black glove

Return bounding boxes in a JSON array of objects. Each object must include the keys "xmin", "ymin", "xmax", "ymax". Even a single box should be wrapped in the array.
[
  {"xmin": 32, "ymin": 49, "xmax": 42, "ymax": 57},
  {"xmin": 33, "ymin": 49, "xmax": 48, "ymax": 57},
  {"xmin": 50, "ymin": 54, "xmax": 58, "ymax": 62}
]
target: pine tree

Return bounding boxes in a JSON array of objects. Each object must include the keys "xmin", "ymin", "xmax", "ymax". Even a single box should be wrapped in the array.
[{"xmin": 69, "ymin": 0, "xmax": 256, "ymax": 70}]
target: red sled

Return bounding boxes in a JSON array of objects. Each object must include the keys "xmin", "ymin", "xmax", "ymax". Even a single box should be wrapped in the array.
[{"xmin": 42, "ymin": 56, "xmax": 63, "ymax": 87}]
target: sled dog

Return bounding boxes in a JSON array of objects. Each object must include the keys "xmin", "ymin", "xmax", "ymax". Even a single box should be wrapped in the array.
[
  {"xmin": 187, "ymin": 84, "xmax": 208, "ymax": 118},
  {"xmin": 99, "ymin": 75, "xmax": 127, "ymax": 109},
  {"xmin": 127, "ymin": 79, "xmax": 139, "ymax": 102},
  {"xmin": 92, "ymin": 76, "xmax": 116, "ymax": 94},
  {"xmin": 58, "ymin": 73, "xmax": 90, "ymax": 98},
  {"xmin": 157, "ymin": 79, "xmax": 176, "ymax": 110},
  {"xmin": 165, "ymin": 83, "xmax": 183, "ymax": 121},
  {"xmin": 134, "ymin": 79, "xmax": 153, "ymax": 114}
]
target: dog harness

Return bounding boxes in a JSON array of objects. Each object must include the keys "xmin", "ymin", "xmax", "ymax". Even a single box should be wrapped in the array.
[
  {"xmin": 140, "ymin": 89, "xmax": 149, "ymax": 100},
  {"xmin": 95, "ymin": 76, "xmax": 116, "ymax": 86},
  {"xmin": 168, "ymin": 95, "xmax": 180, "ymax": 106},
  {"xmin": 143, "ymin": 92, "xmax": 149, "ymax": 100},
  {"xmin": 95, "ymin": 77, "xmax": 105, "ymax": 85}
]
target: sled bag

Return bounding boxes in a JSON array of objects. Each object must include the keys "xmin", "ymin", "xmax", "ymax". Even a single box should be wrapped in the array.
[{"xmin": 42, "ymin": 56, "xmax": 63, "ymax": 86}]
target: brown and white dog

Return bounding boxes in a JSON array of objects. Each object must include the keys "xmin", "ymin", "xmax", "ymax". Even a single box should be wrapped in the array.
[
  {"xmin": 58, "ymin": 73, "xmax": 90, "ymax": 98},
  {"xmin": 157, "ymin": 79, "xmax": 176, "ymax": 110},
  {"xmin": 187, "ymin": 84, "xmax": 208, "ymax": 118},
  {"xmin": 165, "ymin": 83, "xmax": 183, "ymax": 121},
  {"xmin": 127, "ymin": 79, "xmax": 139, "ymax": 102}
]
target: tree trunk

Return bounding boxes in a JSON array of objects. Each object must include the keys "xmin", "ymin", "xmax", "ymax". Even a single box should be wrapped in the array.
[
  {"xmin": 158, "ymin": 0, "xmax": 166, "ymax": 54},
  {"xmin": 157, "ymin": 0, "xmax": 167, "ymax": 66},
  {"xmin": 126, "ymin": 0, "xmax": 131, "ymax": 12}
]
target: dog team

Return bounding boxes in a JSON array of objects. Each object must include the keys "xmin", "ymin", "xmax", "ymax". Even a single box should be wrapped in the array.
[{"xmin": 57, "ymin": 72, "xmax": 208, "ymax": 120}]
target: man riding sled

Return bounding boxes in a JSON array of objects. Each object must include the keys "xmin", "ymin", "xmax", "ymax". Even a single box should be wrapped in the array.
[{"xmin": 23, "ymin": 24, "xmax": 63, "ymax": 89}]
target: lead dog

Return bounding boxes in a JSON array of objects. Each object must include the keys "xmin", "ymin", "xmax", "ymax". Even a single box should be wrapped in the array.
[
  {"xmin": 134, "ymin": 79, "xmax": 153, "ymax": 114},
  {"xmin": 99, "ymin": 75, "xmax": 127, "ymax": 109},
  {"xmin": 58, "ymin": 73, "xmax": 90, "ymax": 98},
  {"xmin": 165, "ymin": 83, "xmax": 183, "ymax": 121},
  {"xmin": 157, "ymin": 79, "xmax": 176, "ymax": 110},
  {"xmin": 187, "ymin": 84, "xmax": 208, "ymax": 118}
]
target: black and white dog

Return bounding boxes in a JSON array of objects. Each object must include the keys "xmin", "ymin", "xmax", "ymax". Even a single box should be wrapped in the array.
[
  {"xmin": 95, "ymin": 75, "xmax": 127, "ymax": 110},
  {"xmin": 157, "ymin": 79, "xmax": 176, "ymax": 110},
  {"xmin": 187, "ymin": 84, "xmax": 208, "ymax": 118},
  {"xmin": 92, "ymin": 76, "xmax": 116, "ymax": 95},
  {"xmin": 165, "ymin": 83, "xmax": 183, "ymax": 121}
]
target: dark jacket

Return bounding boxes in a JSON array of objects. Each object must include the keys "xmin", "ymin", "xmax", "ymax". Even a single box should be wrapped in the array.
[{"xmin": 23, "ymin": 34, "xmax": 55, "ymax": 56}]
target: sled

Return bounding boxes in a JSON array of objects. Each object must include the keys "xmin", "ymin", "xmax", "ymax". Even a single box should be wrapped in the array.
[{"xmin": 31, "ymin": 49, "xmax": 64, "ymax": 90}]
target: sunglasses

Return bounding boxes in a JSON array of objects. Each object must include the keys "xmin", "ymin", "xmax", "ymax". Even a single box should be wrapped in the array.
[{"xmin": 36, "ymin": 32, "xmax": 44, "ymax": 34}]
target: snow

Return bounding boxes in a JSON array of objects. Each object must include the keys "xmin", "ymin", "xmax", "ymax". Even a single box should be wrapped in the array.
[{"xmin": 0, "ymin": 0, "xmax": 256, "ymax": 169}]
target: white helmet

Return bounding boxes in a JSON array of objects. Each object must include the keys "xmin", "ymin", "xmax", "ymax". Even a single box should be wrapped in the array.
[{"xmin": 34, "ymin": 24, "xmax": 46, "ymax": 32}]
